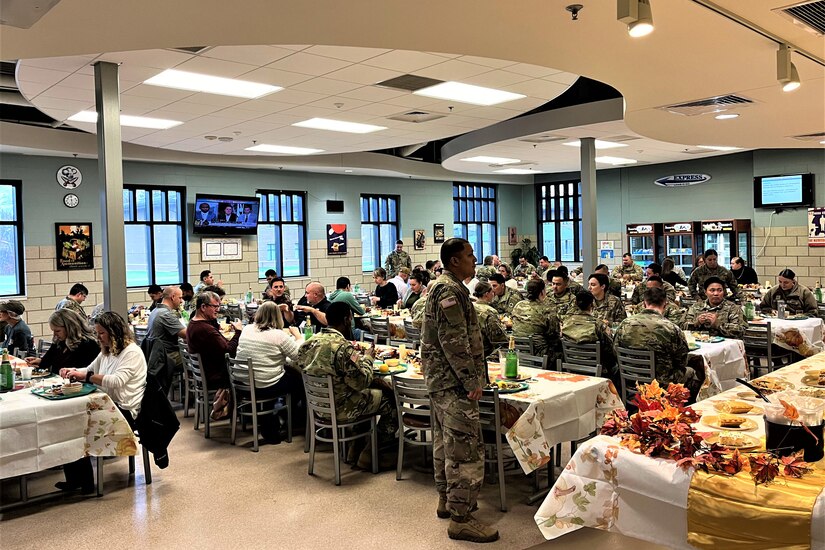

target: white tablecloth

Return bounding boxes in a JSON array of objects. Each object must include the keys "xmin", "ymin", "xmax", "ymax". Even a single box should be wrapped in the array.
[
  {"xmin": 689, "ymin": 338, "xmax": 748, "ymax": 397},
  {"xmin": 0, "ymin": 382, "xmax": 137, "ymax": 479},
  {"xmin": 535, "ymin": 353, "xmax": 825, "ymax": 548},
  {"xmin": 752, "ymin": 316, "xmax": 824, "ymax": 351}
]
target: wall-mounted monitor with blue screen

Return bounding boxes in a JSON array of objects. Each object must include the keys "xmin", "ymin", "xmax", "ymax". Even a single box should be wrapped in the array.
[
  {"xmin": 193, "ymin": 193, "xmax": 260, "ymax": 235},
  {"xmin": 753, "ymin": 173, "xmax": 814, "ymax": 209}
]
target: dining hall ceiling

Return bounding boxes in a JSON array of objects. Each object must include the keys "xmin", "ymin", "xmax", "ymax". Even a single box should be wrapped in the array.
[{"xmin": 0, "ymin": 0, "xmax": 822, "ymax": 181}]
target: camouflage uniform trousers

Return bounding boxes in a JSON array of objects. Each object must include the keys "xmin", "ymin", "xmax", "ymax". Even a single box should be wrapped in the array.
[
  {"xmin": 339, "ymin": 387, "xmax": 399, "ymax": 443},
  {"xmin": 431, "ymin": 387, "xmax": 484, "ymax": 519}
]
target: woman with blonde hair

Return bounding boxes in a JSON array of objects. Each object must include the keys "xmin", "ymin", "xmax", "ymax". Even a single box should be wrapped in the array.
[{"xmin": 26, "ymin": 308, "xmax": 99, "ymax": 375}]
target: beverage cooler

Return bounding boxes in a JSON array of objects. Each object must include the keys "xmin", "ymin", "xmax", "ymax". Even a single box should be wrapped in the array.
[
  {"xmin": 626, "ymin": 223, "xmax": 658, "ymax": 267},
  {"xmin": 696, "ymin": 219, "xmax": 751, "ymax": 267},
  {"xmin": 659, "ymin": 222, "xmax": 695, "ymax": 276}
]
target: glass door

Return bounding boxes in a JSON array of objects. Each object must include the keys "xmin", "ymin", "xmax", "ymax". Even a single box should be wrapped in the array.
[
  {"xmin": 737, "ymin": 232, "xmax": 749, "ymax": 266},
  {"xmin": 630, "ymin": 235, "xmax": 654, "ymax": 266},
  {"xmin": 703, "ymin": 233, "xmax": 732, "ymax": 266},
  {"xmin": 666, "ymin": 234, "xmax": 694, "ymax": 276}
]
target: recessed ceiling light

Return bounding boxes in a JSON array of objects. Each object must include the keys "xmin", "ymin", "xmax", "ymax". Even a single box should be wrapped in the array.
[
  {"xmin": 413, "ymin": 81, "xmax": 526, "ymax": 106},
  {"xmin": 144, "ymin": 69, "xmax": 281, "ymax": 99},
  {"xmin": 714, "ymin": 113, "xmax": 740, "ymax": 120},
  {"xmin": 562, "ymin": 139, "xmax": 629, "ymax": 150},
  {"xmin": 345, "ymin": 169, "xmax": 354, "ymax": 173},
  {"xmin": 460, "ymin": 156, "xmax": 522, "ymax": 165},
  {"xmin": 820, "ymin": 140, "xmax": 825, "ymax": 145},
  {"xmin": 245, "ymin": 144, "xmax": 324, "ymax": 155},
  {"xmin": 494, "ymin": 168, "xmax": 535, "ymax": 174},
  {"xmin": 696, "ymin": 145, "xmax": 742, "ymax": 151},
  {"xmin": 292, "ymin": 118, "xmax": 386, "ymax": 134},
  {"xmin": 67, "ymin": 110, "xmax": 183, "ymax": 129},
  {"xmin": 595, "ymin": 156, "xmax": 637, "ymax": 165}
]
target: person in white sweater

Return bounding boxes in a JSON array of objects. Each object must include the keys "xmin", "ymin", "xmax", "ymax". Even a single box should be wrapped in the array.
[{"xmin": 235, "ymin": 302, "xmax": 304, "ymax": 443}]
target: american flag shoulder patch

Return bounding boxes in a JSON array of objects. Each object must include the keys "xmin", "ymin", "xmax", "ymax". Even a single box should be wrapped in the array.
[
  {"xmin": 350, "ymin": 351, "xmax": 360, "ymax": 363},
  {"xmin": 440, "ymin": 297, "xmax": 457, "ymax": 309}
]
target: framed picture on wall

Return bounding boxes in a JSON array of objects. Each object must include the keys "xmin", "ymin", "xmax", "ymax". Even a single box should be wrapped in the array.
[
  {"xmin": 414, "ymin": 229, "xmax": 425, "ymax": 250},
  {"xmin": 433, "ymin": 223, "xmax": 445, "ymax": 243},
  {"xmin": 508, "ymin": 227, "xmax": 518, "ymax": 246},
  {"xmin": 55, "ymin": 223, "xmax": 94, "ymax": 270},
  {"xmin": 327, "ymin": 224, "xmax": 347, "ymax": 255}
]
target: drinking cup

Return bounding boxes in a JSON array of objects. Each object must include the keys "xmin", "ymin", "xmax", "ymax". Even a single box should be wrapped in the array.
[{"xmin": 20, "ymin": 366, "xmax": 33, "ymax": 380}]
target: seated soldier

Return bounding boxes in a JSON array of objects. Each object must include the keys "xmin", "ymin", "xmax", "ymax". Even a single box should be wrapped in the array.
[
  {"xmin": 759, "ymin": 268, "xmax": 818, "ymax": 316},
  {"xmin": 587, "ymin": 273, "xmax": 626, "ymax": 325},
  {"xmin": 488, "ymin": 273, "xmax": 521, "ymax": 315},
  {"xmin": 561, "ymin": 291, "xmax": 618, "ymax": 388},
  {"xmin": 631, "ymin": 276, "xmax": 685, "ymax": 325},
  {"xmin": 546, "ymin": 270, "xmax": 576, "ymax": 319},
  {"xmin": 295, "ymin": 302, "xmax": 398, "ymax": 469},
  {"xmin": 510, "ymin": 279, "xmax": 560, "ymax": 358},
  {"xmin": 630, "ymin": 263, "xmax": 676, "ymax": 304},
  {"xmin": 471, "ymin": 282, "xmax": 509, "ymax": 359},
  {"xmin": 682, "ymin": 276, "xmax": 747, "ymax": 339},
  {"xmin": 557, "ymin": 265, "xmax": 582, "ymax": 295},
  {"xmin": 614, "ymin": 287, "xmax": 704, "ymax": 403},
  {"xmin": 513, "ymin": 256, "xmax": 536, "ymax": 278},
  {"xmin": 595, "ymin": 264, "xmax": 623, "ymax": 298}
]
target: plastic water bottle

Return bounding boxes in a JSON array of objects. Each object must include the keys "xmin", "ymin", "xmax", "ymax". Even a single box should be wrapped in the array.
[
  {"xmin": 777, "ymin": 299, "xmax": 786, "ymax": 320},
  {"xmin": 246, "ymin": 287, "xmax": 253, "ymax": 303}
]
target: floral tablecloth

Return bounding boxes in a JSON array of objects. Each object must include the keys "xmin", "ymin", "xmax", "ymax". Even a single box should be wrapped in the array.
[
  {"xmin": 0, "ymin": 380, "xmax": 138, "ymax": 479},
  {"xmin": 690, "ymin": 338, "xmax": 748, "ymax": 400},
  {"xmin": 535, "ymin": 352, "xmax": 825, "ymax": 548}
]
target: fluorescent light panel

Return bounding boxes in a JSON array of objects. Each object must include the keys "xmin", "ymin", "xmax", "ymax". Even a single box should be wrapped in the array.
[
  {"xmin": 696, "ymin": 145, "xmax": 742, "ymax": 151},
  {"xmin": 144, "ymin": 69, "xmax": 281, "ymax": 99},
  {"xmin": 459, "ymin": 156, "xmax": 521, "ymax": 165},
  {"xmin": 292, "ymin": 118, "xmax": 386, "ymax": 134},
  {"xmin": 562, "ymin": 139, "xmax": 628, "ymax": 150},
  {"xmin": 595, "ymin": 156, "xmax": 637, "ymax": 165},
  {"xmin": 67, "ymin": 110, "xmax": 183, "ymax": 129},
  {"xmin": 714, "ymin": 113, "xmax": 739, "ymax": 120},
  {"xmin": 494, "ymin": 168, "xmax": 535, "ymax": 174},
  {"xmin": 413, "ymin": 81, "xmax": 525, "ymax": 106},
  {"xmin": 245, "ymin": 144, "xmax": 325, "ymax": 155}
]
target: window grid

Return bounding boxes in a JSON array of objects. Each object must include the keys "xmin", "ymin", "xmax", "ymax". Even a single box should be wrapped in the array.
[
  {"xmin": 0, "ymin": 180, "xmax": 24, "ymax": 297},
  {"xmin": 256, "ymin": 190, "xmax": 307, "ymax": 278},
  {"xmin": 453, "ymin": 184, "xmax": 497, "ymax": 264},
  {"xmin": 536, "ymin": 181, "xmax": 582, "ymax": 262},
  {"xmin": 123, "ymin": 184, "xmax": 187, "ymax": 288},
  {"xmin": 361, "ymin": 194, "xmax": 399, "ymax": 272}
]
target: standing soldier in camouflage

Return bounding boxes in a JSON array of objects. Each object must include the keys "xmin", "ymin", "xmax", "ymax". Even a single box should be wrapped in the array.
[
  {"xmin": 546, "ymin": 270, "xmax": 577, "ymax": 319},
  {"xmin": 614, "ymin": 287, "xmax": 703, "ymax": 403},
  {"xmin": 688, "ymin": 249, "xmax": 741, "ymax": 302},
  {"xmin": 296, "ymin": 302, "xmax": 398, "ymax": 469},
  {"xmin": 488, "ymin": 273, "xmax": 521, "ymax": 315},
  {"xmin": 561, "ymin": 291, "xmax": 618, "ymax": 387},
  {"xmin": 421, "ymin": 238, "xmax": 499, "ymax": 543},
  {"xmin": 475, "ymin": 256, "xmax": 497, "ymax": 281},
  {"xmin": 513, "ymin": 256, "xmax": 536, "ymax": 278},
  {"xmin": 587, "ymin": 273, "xmax": 627, "ymax": 325},
  {"xmin": 682, "ymin": 277, "xmax": 747, "ymax": 339},
  {"xmin": 630, "ymin": 276, "xmax": 686, "ymax": 325},
  {"xmin": 511, "ymin": 279, "xmax": 560, "ymax": 358},
  {"xmin": 384, "ymin": 239, "xmax": 412, "ymax": 279},
  {"xmin": 611, "ymin": 253, "xmax": 644, "ymax": 282},
  {"xmin": 471, "ymin": 281, "xmax": 509, "ymax": 359}
]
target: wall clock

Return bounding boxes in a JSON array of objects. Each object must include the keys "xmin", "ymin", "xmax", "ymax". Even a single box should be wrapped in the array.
[{"xmin": 63, "ymin": 193, "xmax": 79, "ymax": 208}]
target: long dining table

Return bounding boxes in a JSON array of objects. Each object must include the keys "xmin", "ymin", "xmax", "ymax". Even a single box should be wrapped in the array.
[{"xmin": 535, "ymin": 351, "xmax": 825, "ymax": 549}]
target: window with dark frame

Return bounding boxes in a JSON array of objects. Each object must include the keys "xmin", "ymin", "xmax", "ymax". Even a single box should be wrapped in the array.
[
  {"xmin": 536, "ymin": 180, "xmax": 582, "ymax": 263},
  {"xmin": 361, "ymin": 194, "xmax": 399, "ymax": 273},
  {"xmin": 123, "ymin": 185, "xmax": 187, "ymax": 288},
  {"xmin": 256, "ymin": 190, "xmax": 307, "ymax": 278},
  {"xmin": 453, "ymin": 184, "xmax": 497, "ymax": 265},
  {"xmin": 0, "ymin": 180, "xmax": 24, "ymax": 297}
]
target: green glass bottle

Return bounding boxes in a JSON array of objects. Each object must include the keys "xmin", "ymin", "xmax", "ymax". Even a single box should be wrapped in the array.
[
  {"xmin": 505, "ymin": 336, "xmax": 519, "ymax": 379},
  {"xmin": 303, "ymin": 324, "xmax": 313, "ymax": 341},
  {"xmin": 0, "ymin": 348, "xmax": 13, "ymax": 392}
]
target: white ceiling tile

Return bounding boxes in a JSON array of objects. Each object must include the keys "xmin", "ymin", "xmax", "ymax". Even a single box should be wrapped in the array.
[
  {"xmin": 362, "ymin": 50, "xmax": 445, "ymax": 73},
  {"xmin": 338, "ymin": 85, "xmax": 408, "ymax": 102},
  {"xmin": 416, "ymin": 59, "xmax": 494, "ymax": 81},
  {"xmin": 125, "ymin": 83, "xmax": 194, "ymax": 101},
  {"xmin": 200, "ymin": 45, "xmax": 294, "ymax": 66},
  {"xmin": 463, "ymin": 69, "xmax": 533, "ymax": 88},
  {"xmin": 324, "ymin": 64, "xmax": 403, "ymax": 86},
  {"xmin": 17, "ymin": 80, "xmax": 52, "ymax": 98},
  {"xmin": 37, "ymin": 85, "xmax": 96, "ymax": 103},
  {"xmin": 350, "ymin": 102, "xmax": 410, "ymax": 117},
  {"xmin": 209, "ymin": 107, "xmax": 266, "ymax": 123},
  {"xmin": 461, "ymin": 106, "xmax": 522, "ymax": 121},
  {"xmin": 121, "ymin": 127, "xmax": 158, "ymax": 140},
  {"xmin": 226, "ymin": 98, "xmax": 295, "ymax": 114},
  {"xmin": 174, "ymin": 57, "xmax": 259, "ymax": 78},
  {"xmin": 264, "ymin": 88, "xmax": 327, "ymax": 105},
  {"xmin": 116, "ymin": 64, "xmax": 167, "ymax": 83},
  {"xmin": 279, "ymin": 104, "xmax": 342, "ymax": 119},
  {"xmin": 162, "ymin": 101, "xmax": 221, "ymax": 115},
  {"xmin": 291, "ymin": 77, "xmax": 362, "ymax": 96},
  {"xmin": 456, "ymin": 55, "xmax": 516, "ymax": 69},
  {"xmin": 15, "ymin": 65, "xmax": 70, "ymax": 85},
  {"xmin": 381, "ymin": 93, "xmax": 442, "ymax": 109},
  {"xmin": 506, "ymin": 79, "xmax": 570, "ymax": 99},
  {"xmin": 504, "ymin": 63, "xmax": 564, "ymax": 78},
  {"xmin": 57, "ymin": 73, "xmax": 95, "ymax": 90},
  {"xmin": 266, "ymin": 52, "xmax": 352, "ymax": 76},
  {"xmin": 97, "ymin": 49, "xmax": 193, "ymax": 69},
  {"xmin": 239, "ymin": 67, "xmax": 313, "ymax": 87},
  {"xmin": 275, "ymin": 45, "xmax": 312, "ymax": 51},
  {"xmin": 24, "ymin": 55, "xmax": 96, "ymax": 72},
  {"xmin": 120, "ymin": 95, "xmax": 176, "ymax": 114},
  {"xmin": 496, "ymin": 97, "xmax": 553, "ymax": 112},
  {"xmin": 543, "ymin": 72, "xmax": 580, "ymax": 86},
  {"xmin": 304, "ymin": 45, "xmax": 389, "ymax": 62},
  {"xmin": 304, "ymin": 96, "xmax": 370, "ymax": 111},
  {"xmin": 36, "ymin": 108, "xmax": 75, "ymax": 123},
  {"xmin": 142, "ymin": 109, "xmax": 202, "ymax": 122},
  {"xmin": 183, "ymin": 93, "xmax": 248, "ymax": 108},
  {"xmin": 426, "ymin": 51, "xmax": 461, "ymax": 59},
  {"xmin": 174, "ymin": 116, "xmax": 240, "ymax": 133},
  {"xmin": 253, "ymin": 112, "xmax": 303, "ymax": 126},
  {"xmin": 34, "ymin": 96, "xmax": 94, "ymax": 112}
]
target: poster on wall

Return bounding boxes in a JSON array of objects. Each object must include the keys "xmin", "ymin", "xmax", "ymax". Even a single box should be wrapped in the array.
[
  {"xmin": 809, "ymin": 207, "xmax": 825, "ymax": 247},
  {"xmin": 55, "ymin": 224, "xmax": 93, "ymax": 270},
  {"xmin": 508, "ymin": 227, "xmax": 518, "ymax": 246},
  {"xmin": 327, "ymin": 224, "xmax": 347, "ymax": 255},
  {"xmin": 414, "ymin": 229, "xmax": 425, "ymax": 250},
  {"xmin": 433, "ymin": 223, "xmax": 445, "ymax": 243}
]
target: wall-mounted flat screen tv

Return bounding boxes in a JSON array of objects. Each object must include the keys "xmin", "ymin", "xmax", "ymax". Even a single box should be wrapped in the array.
[
  {"xmin": 193, "ymin": 193, "xmax": 260, "ymax": 235},
  {"xmin": 753, "ymin": 173, "xmax": 814, "ymax": 209}
]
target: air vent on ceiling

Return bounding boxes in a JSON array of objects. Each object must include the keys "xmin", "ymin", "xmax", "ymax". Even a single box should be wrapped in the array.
[
  {"xmin": 790, "ymin": 131, "xmax": 825, "ymax": 141},
  {"xmin": 519, "ymin": 135, "xmax": 566, "ymax": 144},
  {"xmin": 375, "ymin": 74, "xmax": 443, "ymax": 92},
  {"xmin": 659, "ymin": 94, "xmax": 755, "ymax": 116},
  {"xmin": 169, "ymin": 46, "xmax": 212, "ymax": 55},
  {"xmin": 775, "ymin": 1, "xmax": 825, "ymax": 36},
  {"xmin": 387, "ymin": 111, "xmax": 445, "ymax": 123}
]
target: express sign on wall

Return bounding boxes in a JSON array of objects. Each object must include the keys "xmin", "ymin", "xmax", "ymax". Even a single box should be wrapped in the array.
[{"xmin": 654, "ymin": 174, "xmax": 711, "ymax": 187}]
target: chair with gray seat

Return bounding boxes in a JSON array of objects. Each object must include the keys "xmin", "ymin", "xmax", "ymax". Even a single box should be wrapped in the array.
[
  {"xmin": 560, "ymin": 340, "xmax": 602, "ymax": 377},
  {"xmin": 368, "ymin": 317, "xmax": 391, "ymax": 345},
  {"xmin": 478, "ymin": 386, "xmax": 512, "ymax": 512},
  {"xmin": 403, "ymin": 318, "xmax": 421, "ymax": 342},
  {"xmin": 181, "ymin": 347, "xmax": 220, "ymax": 438},
  {"xmin": 615, "ymin": 346, "xmax": 656, "ymax": 406},
  {"xmin": 516, "ymin": 353, "xmax": 547, "ymax": 370},
  {"xmin": 743, "ymin": 321, "xmax": 792, "ymax": 378},
  {"xmin": 390, "ymin": 374, "xmax": 432, "ymax": 480}
]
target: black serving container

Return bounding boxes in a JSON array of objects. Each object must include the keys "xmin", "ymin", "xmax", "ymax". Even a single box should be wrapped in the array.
[{"xmin": 764, "ymin": 417, "xmax": 825, "ymax": 462}]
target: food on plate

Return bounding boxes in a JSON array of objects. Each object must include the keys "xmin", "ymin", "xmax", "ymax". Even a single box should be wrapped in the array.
[
  {"xmin": 62, "ymin": 381, "xmax": 83, "ymax": 395},
  {"xmin": 751, "ymin": 378, "xmax": 791, "ymax": 394},
  {"xmin": 798, "ymin": 386, "xmax": 825, "ymax": 399},
  {"xmin": 714, "ymin": 400, "xmax": 753, "ymax": 414},
  {"xmin": 718, "ymin": 431, "xmax": 748, "ymax": 447},
  {"xmin": 485, "ymin": 380, "xmax": 524, "ymax": 391},
  {"xmin": 377, "ymin": 349, "xmax": 398, "ymax": 360},
  {"xmin": 378, "ymin": 363, "xmax": 389, "ymax": 373},
  {"xmin": 384, "ymin": 358, "xmax": 400, "ymax": 368},
  {"xmin": 718, "ymin": 414, "xmax": 747, "ymax": 428}
]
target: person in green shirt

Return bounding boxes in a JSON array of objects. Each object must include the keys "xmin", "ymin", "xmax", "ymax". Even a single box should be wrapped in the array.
[{"xmin": 329, "ymin": 277, "xmax": 366, "ymax": 340}]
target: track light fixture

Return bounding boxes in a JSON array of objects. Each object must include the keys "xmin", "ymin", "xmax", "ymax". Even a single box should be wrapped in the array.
[
  {"xmin": 777, "ymin": 43, "xmax": 801, "ymax": 92},
  {"xmin": 617, "ymin": 0, "xmax": 654, "ymax": 37}
]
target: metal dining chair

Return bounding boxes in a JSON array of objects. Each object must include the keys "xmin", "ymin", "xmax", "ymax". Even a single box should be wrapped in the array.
[
  {"xmin": 133, "ymin": 325, "xmax": 148, "ymax": 346},
  {"xmin": 743, "ymin": 321, "xmax": 792, "ymax": 378},
  {"xmin": 181, "ymin": 347, "xmax": 220, "ymax": 438},
  {"xmin": 390, "ymin": 374, "xmax": 432, "ymax": 480},
  {"xmin": 615, "ymin": 346, "xmax": 656, "ymax": 406},
  {"xmin": 388, "ymin": 338, "xmax": 419, "ymax": 350},
  {"xmin": 37, "ymin": 338, "xmax": 52, "ymax": 358},
  {"xmin": 560, "ymin": 340, "xmax": 602, "ymax": 377},
  {"xmin": 517, "ymin": 353, "xmax": 547, "ymax": 370},
  {"xmin": 478, "ymin": 386, "xmax": 510, "ymax": 512},
  {"xmin": 403, "ymin": 318, "xmax": 421, "ymax": 342},
  {"xmin": 368, "ymin": 317, "xmax": 391, "ymax": 345},
  {"xmin": 511, "ymin": 336, "xmax": 534, "ymax": 355}
]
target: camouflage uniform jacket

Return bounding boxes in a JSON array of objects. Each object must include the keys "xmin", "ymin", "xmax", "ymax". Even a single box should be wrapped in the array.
[
  {"xmin": 614, "ymin": 309, "xmax": 690, "ymax": 385},
  {"xmin": 592, "ymin": 294, "xmax": 627, "ymax": 325},
  {"xmin": 688, "ymin": 264, "xmax": 741, "ymax": 301},
  {"xmin": 682, "ymin": 299, "xmax": 747, "ymax": 339},
  {"xmin": 513, "ymin": 262, "xmax": 536, "ymax": 278},
  {"xmin": 630, "ymin": 280, "xmax": 677, "ymax": 304},
  {"xmin": 384, "ymin": 250, "xmax": 412, "ymax": 278},
  {"xmin": 55, "ymin": 297, "xmax": 87, "ymax": 318},
  {"xmin": 608, "ymin": 279, "xmax": 623, "ymax": 298},
  {"xmin": 511, "ymin": 299, "xmax": 560, "ymax": 356},
  {"xmin": 561, "ymin": 312, "xmax": 616, "ymax": 369},
  {"xmin": 759, "ymin": 283, "xmax": 819, "ymax": 316},
  {"xmin": 536, "ymin": 266, "xmax": 550, "ymax": 281},
  {"xmin": 546, "ymin": 288, "xmax": 576, "ymax": 319},
  {"xmin": 296, "ymin": 327, "xmax": 378, "ymax": 422},
  {"xmin": 410, "ymin": 294, "xmax": 427, "ymax": 328},
  {"xmin": 473, "ymin": 302, "xmax": 509, "ymax": 358},
  {"xmin": 611, "ymin": 263, "xmax": 644, "ymax": 282},
  {"xmin": 421, "ymin": 271, "xmax": 486, "ymax": 394},
  {"xmin": 475, "ymin": 265, "xmax": 496, "ymax": 280},
  {"xmin": 567, "ymin": 279, "xmax": 584, "ymax": 295},
  {"xmin": 491, "ymin": 286, "xmax": 522, "ymax": 315},
  {"xmin": 631, "ymin": 300, "xmax": 685, "ymax": 326}
]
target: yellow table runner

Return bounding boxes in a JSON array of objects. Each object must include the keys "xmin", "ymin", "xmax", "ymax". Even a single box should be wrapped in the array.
[{"xmin": 687, "ymin": 461, "xmax": 825, "ymax": 549}]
